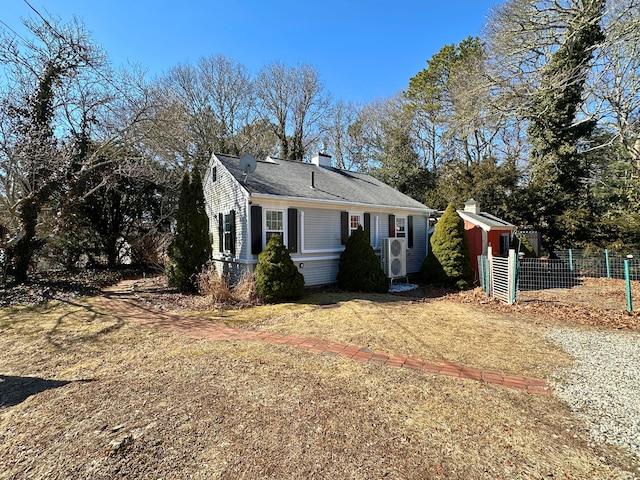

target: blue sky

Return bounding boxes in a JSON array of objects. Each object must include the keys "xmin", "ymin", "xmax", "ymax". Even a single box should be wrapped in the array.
[{"xmin": 2, "ymin": 0, "xmax": 499, "ymax": 103}]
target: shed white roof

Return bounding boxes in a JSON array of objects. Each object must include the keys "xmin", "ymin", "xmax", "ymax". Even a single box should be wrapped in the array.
[{"xmin": 457, "ymin": 210, "xmax": 516, "ymax": 232}]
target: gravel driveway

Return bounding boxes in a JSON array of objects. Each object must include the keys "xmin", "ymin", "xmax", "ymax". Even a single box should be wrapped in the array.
[{"xmin": 546, "ymin": 328, "xmax": 640, "ymax": 475}]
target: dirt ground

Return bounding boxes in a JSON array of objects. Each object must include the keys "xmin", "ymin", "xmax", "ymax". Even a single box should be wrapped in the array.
[
  {"xmin": 481, "ymin": 277, "xmax": 640, "ymax": 331},
  {"xmin": 1, "ymin": 276, "xmax": 639, "ymax": 479},
  {"xmin": 518, "ymin": 276, "xmax": 640, "ymax": 313}
]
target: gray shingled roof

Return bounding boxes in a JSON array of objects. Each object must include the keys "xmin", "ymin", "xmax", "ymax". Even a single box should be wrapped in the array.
[{"xmin": 215, "ymin": 153, "xmax": 432, "ymax": 211}]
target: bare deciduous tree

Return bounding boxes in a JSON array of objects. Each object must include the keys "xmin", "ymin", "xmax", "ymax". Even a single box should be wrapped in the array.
[
  {"xmin": 0, "ymin": 13, "xmax": 167, "ymax": 278},
  {"xmin": 256, "ymin": 62, "xmax": 330, "ymax": 160},
  {"xmin": 583, "ymin": 0, "xmax": 640, "ymax": 164},
  {"xmin": 319, "ymin": 100, "xmax": 367, "ymax": 171},
  {"xmin": 148, "ymin": 55, "xmax": 256, "ymax": 171}
]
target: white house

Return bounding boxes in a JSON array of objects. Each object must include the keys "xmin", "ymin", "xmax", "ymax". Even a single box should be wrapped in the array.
[{"xmin": 203, "ymin": 151, "xmax": 435, "ymax": 286}]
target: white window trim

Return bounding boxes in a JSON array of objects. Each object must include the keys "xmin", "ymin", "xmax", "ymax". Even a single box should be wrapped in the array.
[
  {"xmin": 349, "ymin": 212, "xmax": 363, "ymax": 236},
  {"xmin": 375, "ymin": 215, "xmax": 380, "ymax": 249},
  {"xmin": 299, "ymin": 210, "xmax": 344, "ymax": 254},
  {"xmin": 263, "ymin": 208, "xmax": 287, "ymax": 249},
  {"xmin": 395, "ymin": 216, "xmax": 407, "ymax": 238}
]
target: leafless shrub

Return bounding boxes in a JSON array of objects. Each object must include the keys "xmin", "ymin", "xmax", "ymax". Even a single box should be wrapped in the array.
[
  {"xmin": 196, "ymin": 263, "xmax": 233, "ymax": 303},
  {"xmin": 129, "ymin": 232, "xmax": 171, "ymax": 272},
  {"xmin": 196, "ymin": 264, "xmax": 259, "ymax": 306},
  {"xmin": 231, "ymin": 270, "xmax": 258, "ymax": 305}
]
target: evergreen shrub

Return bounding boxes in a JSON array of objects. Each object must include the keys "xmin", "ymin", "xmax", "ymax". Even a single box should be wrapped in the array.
[
  {"xmin": 166, "ymin": 169, "xmax": 212, "ymax": 292},
  {"xmin": 421, "ymin": 203, "xmax": 473, "ymax": 290},
  {"xmin": 254, "ymin": 235, "xmax": 304, "ymax": 302},
  {"xmin": 337, "ymin": 226, "xmax": 388, "ymax": 293}
]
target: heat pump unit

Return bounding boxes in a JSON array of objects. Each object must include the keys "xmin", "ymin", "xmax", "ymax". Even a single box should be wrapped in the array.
[{"xmin": 382, "ymin": 237, "xmax": 406, "ymax": 278}]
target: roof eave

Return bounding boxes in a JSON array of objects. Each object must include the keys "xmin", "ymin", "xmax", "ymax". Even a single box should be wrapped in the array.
[
  {"xmin": 457, "ymin": 210, "xmax": 516, "ymax": 232},
  {"xmin": 251, "ymin": 192, "xmax": 434, "ymax": 214}
]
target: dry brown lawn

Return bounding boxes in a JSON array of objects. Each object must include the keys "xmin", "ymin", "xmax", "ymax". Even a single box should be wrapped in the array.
[{"xmin": 1, "ymin": 284, "xmax": 638, "ymax": 479}]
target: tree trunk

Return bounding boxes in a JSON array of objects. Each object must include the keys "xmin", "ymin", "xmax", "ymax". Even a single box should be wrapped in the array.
[{"xmin": 13, "ymin": 197, "xmax": 39, "ymax": 283}]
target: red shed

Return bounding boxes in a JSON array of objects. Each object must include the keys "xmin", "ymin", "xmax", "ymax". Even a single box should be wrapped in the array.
[{"xmin": 457, "ymin": 199, "xmax": 516, "ymax": 282}]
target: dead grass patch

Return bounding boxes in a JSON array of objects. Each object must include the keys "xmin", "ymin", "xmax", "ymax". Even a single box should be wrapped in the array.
[
  {"xmin": 190, "ymin": 292, "xmax": 570, "ymax": 380},
  {"xmin": 0, "ymin": 299, "xmax": 636, "ymax": 478}
]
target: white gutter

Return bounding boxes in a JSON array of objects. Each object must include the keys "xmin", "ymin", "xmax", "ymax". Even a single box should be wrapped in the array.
[{"xmin": 250, "ymin": 192, "xmax": 433, "ymax": 215}]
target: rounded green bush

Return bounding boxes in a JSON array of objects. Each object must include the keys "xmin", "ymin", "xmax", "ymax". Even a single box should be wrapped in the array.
[{"xmin": 254, "ymin": 235, "xmax": 304, "ymax": 302}]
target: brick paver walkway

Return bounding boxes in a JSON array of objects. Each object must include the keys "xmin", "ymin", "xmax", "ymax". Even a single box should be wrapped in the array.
[{"xmin": 98, "ymin": 280, "xmax": 552, "ymax": 396}]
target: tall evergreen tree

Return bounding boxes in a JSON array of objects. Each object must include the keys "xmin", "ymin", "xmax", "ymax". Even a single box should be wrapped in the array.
[
  {"xmin": 526, "ymin": 0, "xmax": 606, "ymax": 251},
  {"xmin": 421, "ymin": 204, "xmax": 473, "ymax": 290},
  {"xmin": 337, "ymin": 226, "xmax": 388, "ymax": 293},
  {"xmin": 166, "ymin": 169, "xmax": 211, "ymax": 292}
]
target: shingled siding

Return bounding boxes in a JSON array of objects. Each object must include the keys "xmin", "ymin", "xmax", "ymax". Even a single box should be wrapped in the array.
[{"xmin": 203, "ymin": 159, "xmax": 249, "ymax": 276}]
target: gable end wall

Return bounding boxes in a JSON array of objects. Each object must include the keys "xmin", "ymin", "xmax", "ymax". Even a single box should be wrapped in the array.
[{"xmin": 203, "ymin": 158, "xmax": 249, "ymax": 281}]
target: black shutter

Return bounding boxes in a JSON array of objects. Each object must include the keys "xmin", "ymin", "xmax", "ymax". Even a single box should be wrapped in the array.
[
  {"xmin": 388, "ymin": 214, "xmax": 395, "ymax": 237},
  {"xmin": 218, "ymin": 213, "xmax": 224, "ymax": 252},
  {"xmin": 288, "ymin": 208, "xmax": 298, "ymax": 252},
  {"xmin": 340, "ymin": 211, "xmax": 349, "ymax": 245},
  {"xmin": 364, "ymin": 213, "xmax": 371, "ymax": 243},
  {"xmin": 407, "ymin": 215, "xmax": 414, "ymax": 248},
  {"xmin": 229, "ymin": 210, "xmax": 236, "ymax": 256},
  {"xmin": 251, "ymin": 205, "xmax": 262, "ymax": 255}
]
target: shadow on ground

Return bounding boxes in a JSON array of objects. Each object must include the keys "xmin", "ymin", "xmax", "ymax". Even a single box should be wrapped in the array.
[{"xmin": 0, "ymin": 375, "xmax": 92, "ymax": 408}]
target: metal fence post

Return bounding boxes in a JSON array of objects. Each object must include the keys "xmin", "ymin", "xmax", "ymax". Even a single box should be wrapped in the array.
[
  {"xmin": 625, "ymin": 258, "xmax": 633, "ymax": 314},
  {"xmin": 568, "ymin": 248, "xmax": 574, "ymax": 272},
  {"xmin": 509, "ymin": 249, "xmax": 517, "ymax": 304},
  {"xmin": 483, "ymin": 256, "xmax": 490, "ymax": 297},
  {"xmin": 605, "ymin": 249, "xmax": 611, "ymax": 278},
  {"xmin": 487, "ymin": 248, "xmax": 493, "ymax": 299}
]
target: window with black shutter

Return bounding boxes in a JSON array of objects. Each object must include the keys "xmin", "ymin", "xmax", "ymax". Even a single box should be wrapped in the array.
[{"xmin": 222, "ymin": 209, "xmax": 236, "ymax": 255}]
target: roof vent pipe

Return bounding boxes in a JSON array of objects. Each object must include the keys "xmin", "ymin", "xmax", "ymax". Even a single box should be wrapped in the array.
[{"xmin": 310, "ymin": 171, "xmax": 315, "ymax": 189}]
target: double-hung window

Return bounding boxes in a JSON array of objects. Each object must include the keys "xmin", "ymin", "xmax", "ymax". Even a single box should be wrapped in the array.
[
  {"xmin": 395, "ymin": 217, "xmax": 407, "ymax": 238},
  {"xmin": 219, "ymin": 210, "xmax": 236, "ymax": 255},
  {"xmin": 265, "ymin": 210, "xmax": 285, "ymax": 245},
  {"xmin": 223, "ymin": 213, "xmax": 233, "ymax": 252},
  {"xmin": 349, "ymin": 213, "xmax": 362, "ymax": 236}
]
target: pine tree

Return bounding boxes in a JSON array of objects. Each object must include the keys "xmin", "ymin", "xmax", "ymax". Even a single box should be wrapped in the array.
[
  {"xmin": 337, "ymin": 226, "xmax": 388, "ymax": 293},
  {"xmin": 421, "ymin": 204, "xmax": 473, "ymax": 290},
  {"xmin": 166, "ymin": 169, "xmax": 212, "ymax": 292},
  {"xmin": 254, "ymin": 234, "xmax": 305, "ymax": 302}
]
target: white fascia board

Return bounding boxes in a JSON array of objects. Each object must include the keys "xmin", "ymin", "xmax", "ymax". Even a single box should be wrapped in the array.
[
  {"xmin": 457, "ymin": 210, "xmax": 516, "ymax": 232},
  {"xmin": 249, "ymin": 192, "xmax": 434, "ymax": 215}
]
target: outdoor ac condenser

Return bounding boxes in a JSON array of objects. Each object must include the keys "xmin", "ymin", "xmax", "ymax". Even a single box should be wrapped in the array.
[{"xmin": 382, "ymin": 237, "xmax": 406, "ymax": 278}]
